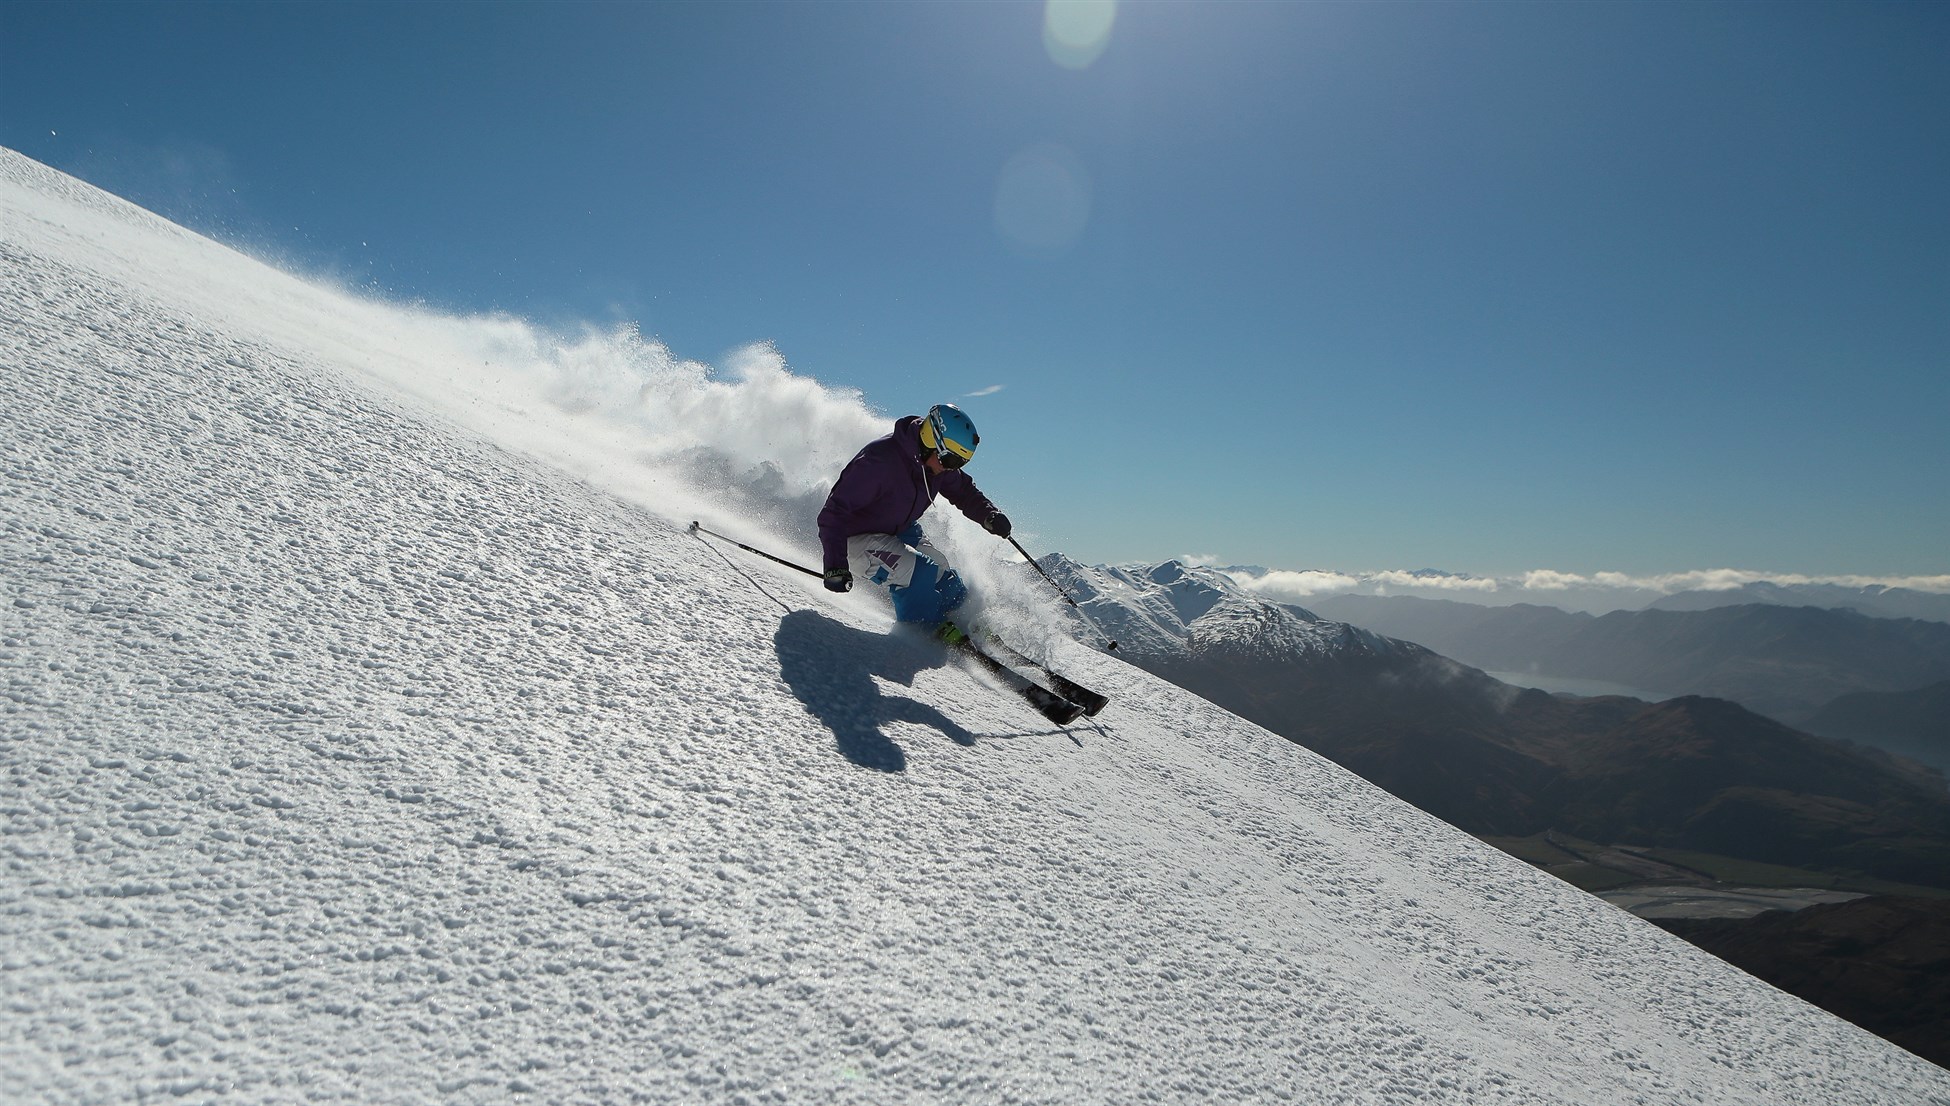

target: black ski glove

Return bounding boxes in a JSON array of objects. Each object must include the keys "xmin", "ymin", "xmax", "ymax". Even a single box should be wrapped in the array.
[
  {"xmin": 985, "ymin": 511, "xmax": 1012, "ymax": 539},
  {"xmin": 823, "ymin": 568, "xmax": 853, "ymax": 593}
]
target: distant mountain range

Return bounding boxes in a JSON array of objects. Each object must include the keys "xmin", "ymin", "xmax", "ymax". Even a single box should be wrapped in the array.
[
  {"xmin": 1646, "ymin": 581, "xmax": 1950, "ymax": 624},
  {"xmin": 1225, "ymin": 568, "xmax": 1950, "ymax": 622},
  {"xmin": 1302, "ymin": 594, "xmax": 1950, "ymax": 725},
  {"xmin": 1645, "ymin": 581, "xmax": 1950, "ymax": 624},
  {"xmin": 1804, "ymin": 681, "xmax": 1950, "ymax": 773},
  {"xmin": 1047, "ymin": 559, "xmax": 1950, "ymax": 889}
]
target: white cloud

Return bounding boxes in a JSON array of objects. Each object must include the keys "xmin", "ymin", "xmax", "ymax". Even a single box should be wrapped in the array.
[
  {"xmin": 1366, "ymin": 571, "xmax": 1501, "ymax": 592},
  {"xmin": 1235, "ymin": 569, "xmax": 1502, "ymax": 599},
  {"xmin": 1233, "ymin": 564, "xmax": 1950, "ymax": 602},
  {"xmin": 1520, "ymin": 570, "xmax": 1611, "ymax": 592},
  {"xmin": 964, "ymin": 384, "xmax": 1005, "ymax": 398},
  {"xmin": 1511, "ymin": 568, "xmax": 1950, "ymax": 595},
  {"xmin": 1230, "ymin": 569, "xmax": 1365, "ymax": 599}
]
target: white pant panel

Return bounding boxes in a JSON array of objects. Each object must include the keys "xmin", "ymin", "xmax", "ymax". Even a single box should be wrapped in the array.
[{"xmin": 847, "ymin": 532, "xmax": 951, "ymax": 591}]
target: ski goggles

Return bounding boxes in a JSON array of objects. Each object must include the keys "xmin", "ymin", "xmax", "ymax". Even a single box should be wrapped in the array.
[{"xmin": 922, "ymin": 415, "xmax": 976, "ymax": 468}]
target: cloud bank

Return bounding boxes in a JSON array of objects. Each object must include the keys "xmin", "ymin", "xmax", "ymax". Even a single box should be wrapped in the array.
[{"xmin": 1229, "ymin": 566, "xmax": 1950, "ymax": 613}]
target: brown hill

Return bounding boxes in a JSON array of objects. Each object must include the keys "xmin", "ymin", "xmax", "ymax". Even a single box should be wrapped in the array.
[
  {"xmin": 1135, "ymin": 637, "xmax": 1950, "ymax": 886},
  {"xmin": 1805, "ymin": 679, "xmax": 1950, "ymax": 773},
  {"xmin": 1656, "ymin": 896, "xmax": 1950, "ymax": 1068},
  {"xmin": 1540, "ymin": 697, "xmax": 1950, "ymax": 887}
]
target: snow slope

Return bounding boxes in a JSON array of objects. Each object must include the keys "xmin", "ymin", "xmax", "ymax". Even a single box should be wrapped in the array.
[{"xmin": 3, "ymin": 148, "xmax": 1945, "ymax": 1104}]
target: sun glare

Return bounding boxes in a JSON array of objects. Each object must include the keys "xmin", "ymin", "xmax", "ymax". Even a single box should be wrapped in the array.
[
  {"xmin": 1044, "ymin": 0, "xmax": 1116, "ymax": 69},
  {"xmin": 994, "ymin": 142, "xmax": 1094, "ymax": 256}
]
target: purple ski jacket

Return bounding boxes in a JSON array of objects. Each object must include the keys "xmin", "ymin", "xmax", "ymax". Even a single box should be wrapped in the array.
[{"xmin": 818, "ymin": 416, "xmax": 999, "ymax": 572}]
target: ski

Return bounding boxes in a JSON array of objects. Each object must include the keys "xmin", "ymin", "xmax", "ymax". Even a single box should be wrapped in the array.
[
  {"xmin": 938, "ymin": 624, "xmax": 1086, "ymax": 726},
  {"xmin": 963, "ymin": 629, "xmax": 1109, "ymax": 717}
]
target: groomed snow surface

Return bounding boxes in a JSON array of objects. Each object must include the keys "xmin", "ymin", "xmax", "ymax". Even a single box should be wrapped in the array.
[{"xmin": 3, "ymin": 148, "xmax": 1944, "ymax": 1104}]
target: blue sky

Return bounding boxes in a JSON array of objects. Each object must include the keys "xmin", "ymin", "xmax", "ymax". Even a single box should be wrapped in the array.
[{"xmin": 4, "ymin": 1, "xmax": 1946, "ymax": 579}]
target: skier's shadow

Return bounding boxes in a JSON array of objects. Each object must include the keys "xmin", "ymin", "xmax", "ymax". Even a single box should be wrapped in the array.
[{"xmin": 774, "ymin": 609, "xmax": 976, "ymax": 772}]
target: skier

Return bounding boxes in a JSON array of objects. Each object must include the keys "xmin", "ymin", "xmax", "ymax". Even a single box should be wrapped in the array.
[{"xmin": 817, "ymin": 404, "xmax": 1011, "ymax": 636}]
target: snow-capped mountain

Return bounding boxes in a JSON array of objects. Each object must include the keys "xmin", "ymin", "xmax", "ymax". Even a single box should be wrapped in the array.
[
  {"xmin": 1042, "ymin": 556, "xmax": 1408, "ymax": 662},
  {"xmin": 1050, "ymin": 557, "xmax": 1950, "ymax": 890},
  {"xmin": 6, "ymin": 148, "xmax": 1948, "ymax": 1103}
]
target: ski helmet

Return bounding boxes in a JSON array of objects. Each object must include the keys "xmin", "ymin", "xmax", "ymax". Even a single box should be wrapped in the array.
[{"xmin": 919, "ymin": 403, "xmax": 979, "ymax": 469}]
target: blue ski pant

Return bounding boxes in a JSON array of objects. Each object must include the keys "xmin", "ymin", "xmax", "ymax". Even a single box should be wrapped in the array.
[{"xmin": 846, "ymin": 522, "xmax": 968, "ymax": 625}]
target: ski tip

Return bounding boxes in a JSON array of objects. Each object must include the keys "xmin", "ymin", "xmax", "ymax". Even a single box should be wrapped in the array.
[
  {"xmin": 687, "ymin": 520, "xmax": 700, "ymax": 533},
  {"xmin": 1049, "ymin": 703, "xmax": 1086, "ymax": 726}
]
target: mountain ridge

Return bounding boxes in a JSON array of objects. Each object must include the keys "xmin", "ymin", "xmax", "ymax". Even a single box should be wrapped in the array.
[
  {"xmin": 1649, "ymin": 581, "xmax": 1950, "ymax": 623},
  {"xmin": 1805, "ymin": 680, "xmax": 1950, "ymax": 773},
  {"xmin": 1304, "ymin": 592, "xmax": 1950, "ymax": 723},
  {"xmin": 1051, "ymin": 557, "xmax": 1950, "ymax": 887}
]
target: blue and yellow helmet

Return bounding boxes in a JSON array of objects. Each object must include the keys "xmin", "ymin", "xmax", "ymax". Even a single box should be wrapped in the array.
[{"xmin": 919, "ymin": 403, "xmax": 979, "ymax": 469}]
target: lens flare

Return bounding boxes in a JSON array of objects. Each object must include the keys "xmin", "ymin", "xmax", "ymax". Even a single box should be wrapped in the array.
[
  {"xmin": 993, "ymin": 142, "xmax": 1093, "ymax": 256},
  {"xmin": 1044, "ymin": 0, "xmax": 1116, "ymax": 69}
]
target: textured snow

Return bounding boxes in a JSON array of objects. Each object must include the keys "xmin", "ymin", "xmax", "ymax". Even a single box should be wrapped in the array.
[{"xmin": 3, "ymin": 147, "xmax": 1946, "ymax": 1104}]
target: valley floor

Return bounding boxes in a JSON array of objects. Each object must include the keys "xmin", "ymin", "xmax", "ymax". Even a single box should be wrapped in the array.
[{"xmin": 1601, "ymin": 885, "xmax": 1865, "ymax": 921}]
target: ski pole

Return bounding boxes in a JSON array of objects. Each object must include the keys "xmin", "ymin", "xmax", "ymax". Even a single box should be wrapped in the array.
[
  {"xmin": 688, "ymin": 522, "xmax": 823, "ymax": 579},
  {"xmin": 1006, "ymin": 536, "xmax": 1119, "ymax": 652}
]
